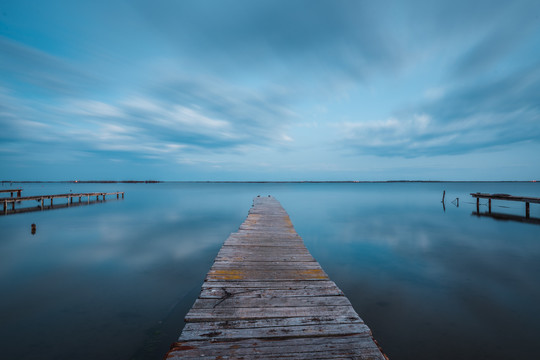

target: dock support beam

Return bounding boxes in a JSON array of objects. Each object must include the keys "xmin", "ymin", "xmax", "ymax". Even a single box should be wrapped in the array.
[
  {"xmin": 488, "ymin": 199, "xmax": 492, "ymax": 213},
  {"xmin": 526, "ymin": 202, "xmax": 530, "ymax": 218},
  {"xmin": 476, "ymin": 197, "xmax": 480, "ymax": 213}
]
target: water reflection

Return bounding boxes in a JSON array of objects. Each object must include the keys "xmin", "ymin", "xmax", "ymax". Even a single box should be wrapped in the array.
[
  {"xmin": 0, "ymin": 182, "xmax": 539, "ymax": 360},
  {"xmin": 473, "ymin": 211, "xmax": 540, "ymax": 225}
]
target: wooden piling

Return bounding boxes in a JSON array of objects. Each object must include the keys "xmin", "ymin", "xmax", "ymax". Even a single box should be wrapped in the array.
[{"xmin": 166, "ymin": 196, "xmax": 386, "ymax": 359}]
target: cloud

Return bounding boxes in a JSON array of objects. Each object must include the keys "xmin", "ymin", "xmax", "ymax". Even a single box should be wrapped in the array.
[
  {"xmin": 449, "ymin": 2, "xmax": 540, "ymax": 78},
  {"xmin": 0, "ymin": 36, "xmax": 98, "ymax": 95},
  {"xmin": 341, "ymin": 60, "xmax": 540, "ymax": 157},
  {"xmin": 131, "ymin": 0, "xmax": 402, "ymax": 81}
]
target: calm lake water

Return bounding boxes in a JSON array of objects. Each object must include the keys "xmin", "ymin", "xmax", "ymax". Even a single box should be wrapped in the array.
[{"xmin": 1, "ymin": 182, "xmax": 539, "ymax": 359}]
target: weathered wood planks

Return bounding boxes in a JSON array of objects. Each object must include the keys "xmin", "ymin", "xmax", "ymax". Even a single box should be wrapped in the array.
[{"xmin": 166, "ymin": 195, "xmax": 387, "ymax": 359}]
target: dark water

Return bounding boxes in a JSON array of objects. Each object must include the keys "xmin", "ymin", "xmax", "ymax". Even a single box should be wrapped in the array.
[{"xmin": 1, "ymin": 182, "xmax": 539, "ymax": 359}]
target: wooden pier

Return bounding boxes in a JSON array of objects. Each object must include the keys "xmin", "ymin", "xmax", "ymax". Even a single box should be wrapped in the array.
[
  {"xmin": 0, "ymin": 189, "xmax": 23, "ymax": 197},
  {"xmin": 471, "ymin": 192, "xmax": 540, "ymax": 219},
  {"xmin": 2, "ymin": 191, "xmax": 124, "ymax": 215},
  {"xmin": 166, "ymin": 196, "xmax": 386, "ymax": 359}
]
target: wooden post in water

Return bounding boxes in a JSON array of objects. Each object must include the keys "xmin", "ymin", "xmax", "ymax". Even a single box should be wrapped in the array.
[
  {"xmin": 476, "ymin": 197, "xmax": 480, "ymax": 213},
  {"xmin": 488, "ymin": 199, "xmax": 492, "ymax": 213},
  {"xmin": 526, "ymin": 202, "xmax": 530, "ymax": 218}
]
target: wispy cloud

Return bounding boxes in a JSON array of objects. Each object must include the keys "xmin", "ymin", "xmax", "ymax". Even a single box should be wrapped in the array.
[{"xmin": 341, "ymin": 60, "xmax": 540, "ymax": 157}]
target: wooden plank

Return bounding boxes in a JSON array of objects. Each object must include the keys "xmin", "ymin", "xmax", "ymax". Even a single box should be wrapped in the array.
[
  {"xmin": 200, "ymin": 280, "xmax": 339, "ymax": 289},
  {"xmin": 181, "ymin": 316, "xmax": 364, "ymax": 331},
  {"xmin": 199, "ymin": 287, "xmax": 344, "ymax": 299},
  {"xmin": 191, "ymin": 296, "xmax": 353, "ymax": 309},
  {"xmin": 205, "ymin": 269, "xmax": 329, "ymax": 281},
  {"xmin": 166, "ymin": 335, "xmax": 383, "ymax": 359},
  {"xmin": 166, "ymin": 196, "xmax": 386, "ymax": 359},
  {"xmin": 180, "ymin": 322, "xmax": 371, "ymax": 341},
  {"xmin": 185, "ymin": 306, "xmax": 363, "ymax": 323}
]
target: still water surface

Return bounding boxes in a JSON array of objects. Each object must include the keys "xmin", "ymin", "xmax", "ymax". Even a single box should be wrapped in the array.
[{"xmin": 1, "ymin": 182, "xmax": 539, "ymax": 359}]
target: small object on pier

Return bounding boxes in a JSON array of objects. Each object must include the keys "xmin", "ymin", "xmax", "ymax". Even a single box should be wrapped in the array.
[{"xmin": 31, "ymin": 223, "xmax": 36, "ymax": 235}]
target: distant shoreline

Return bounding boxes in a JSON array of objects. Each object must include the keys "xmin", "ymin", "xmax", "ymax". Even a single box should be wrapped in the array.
[{"xmin": 1, "ymin": 180, "xmax": 538, "ymax": 184}]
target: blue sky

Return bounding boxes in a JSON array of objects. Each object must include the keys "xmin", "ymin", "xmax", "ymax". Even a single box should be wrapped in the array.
[{"xmin": 1, "ymin": 0, "xmax": 539, "ymax": 181}]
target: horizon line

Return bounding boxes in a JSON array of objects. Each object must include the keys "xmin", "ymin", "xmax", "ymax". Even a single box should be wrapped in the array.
[{"xmin": 1, "ymin": 180, "xmax": 538, "ymax": 184}]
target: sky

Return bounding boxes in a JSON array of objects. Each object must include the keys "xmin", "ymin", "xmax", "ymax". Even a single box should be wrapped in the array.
[{"xmin": 1, "ymin": 0, "xmax": 539, "ymax": 181}]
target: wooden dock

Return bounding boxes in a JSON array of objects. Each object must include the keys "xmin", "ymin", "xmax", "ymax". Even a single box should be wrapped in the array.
[
  {"xmin": 2, "ymin": 191, "xmax": 124, "ymax": 215},
  {"xmin": 0, "ymin": 189, "xmax": 22, "ymax": 197},
  {"xmin": 471, "ymin": 192, "xmax": 540, "ymax": 218},
  {"xmin": 166, "ymin": 195, "xmax": 387, "ymax": 359}
]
